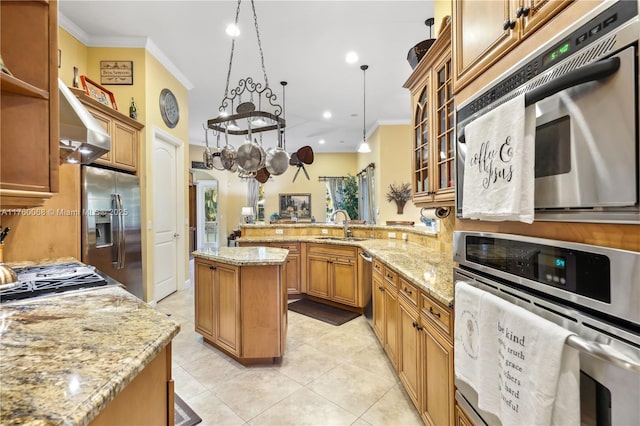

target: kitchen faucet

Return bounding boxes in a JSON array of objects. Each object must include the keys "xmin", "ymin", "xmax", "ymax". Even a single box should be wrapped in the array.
[{"xmin": 330, "ymin": 209, "xmax": 352, "ymax": 237}]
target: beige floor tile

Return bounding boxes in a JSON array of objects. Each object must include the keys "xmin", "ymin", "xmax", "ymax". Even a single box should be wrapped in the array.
[
  {"xmin": 341, "ymin": 342, "xmax": 399, "ymax": 384},
  {"xmin": 185, "ymin": 390, "xmax": 245, "ymax": 426},
  {"xmin": 276, "ymin": 343, "xmax": 342, "ymax": 385},
  {"xmin": 308, "ymin": 363, "xmax": 396, "ymax": 417},
  {"xmin": 249, "ymin": 387, "xmax": 357, "ymax": 426},
  {"xmin": 309, "ymin": 325, "xmax": 376, "ymax": 360},
  {"xmin": 173, "ymin": 365, "xmax": 208, "ymax": 401},
  {"xmin": 351, "ymin": 418, "xmax": 373, "ymax": 426},
  {"xmin": 181, "ymin": 351, "xmax": 246, "ymax": 392},
  {"xmin": 360, "ymin": 384, "xmax": 424, "ymax": 426},
  {"xmin": 213, "ymin": 369, "xmax": 302, "ymax": 421}
]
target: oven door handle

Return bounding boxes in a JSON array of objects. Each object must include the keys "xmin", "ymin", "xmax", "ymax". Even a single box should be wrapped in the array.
[
  {"xmin": 566, "ymin": 334, "xmax": 640, "ymax": 373},
  {"xmin": 458, "ymin": 56, "xmax": 621, "ymax": 144}
]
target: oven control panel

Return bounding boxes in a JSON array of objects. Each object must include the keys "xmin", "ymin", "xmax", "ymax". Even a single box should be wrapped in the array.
[{"xmin": 463, "ymin": 235, "xmax": 611, "ymax": 303}]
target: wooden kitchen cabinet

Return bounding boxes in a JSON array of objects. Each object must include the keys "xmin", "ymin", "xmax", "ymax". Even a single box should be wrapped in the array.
[
  {"xmin": 70, "ymin": 88, "xmax": 143, "ymax": 173},
  {"xmin": 270, "ymin": 242, "xmax": 302, "ymax": 295},
  {"xmin": 382, "ymin": 267, "xmax": 399, "ymax": 370},
  {"xmin": 194, "ymin": 256, "xmax": 287, "ymax": 364},
  {"xmin": 398, "ymin": 294, "xmax": 421, "ymax": 409},
  {"xmin": 404, "ymin": 22, "xmax": 455, "ymax": 207},
  {"xmin": 452, "ymin": 0, "xmax": 572, "ymax": 92},
  {"xmin": 306, "ymin": 243, "xmax": 359, "ymax": 307},
  {"xmin": 194, "ymin": 258, "xmax": 240, "ymax": 356},
  {"xmin": 0, "ymin": 0, "xmax": 59, "ymax": 208},
  {"xmin": 419, "ymin": 292, "xmax": 454, "ymax": 426},
  {"xmin": 371, "ymin": 262, "xmax": 385, "ymax": 341}
]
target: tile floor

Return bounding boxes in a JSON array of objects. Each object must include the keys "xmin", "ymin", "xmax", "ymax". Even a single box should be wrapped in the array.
[{"xmin": 156, "ymin": 282, "xmax": 424, "ymax": 426}]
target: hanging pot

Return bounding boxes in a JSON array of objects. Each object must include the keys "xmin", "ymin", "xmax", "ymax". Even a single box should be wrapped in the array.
[
  {"xmin": 236, "ymin": 138, "xmax": 265, "ymax": 172},
  {"xmin": 266, "ymin": 147, "xmax": 289, "ymax": 175},
  {"xmin": 211, "ymin": 132, "xmax": 225, "ymax": 171},
  {"xmin": 255, "ymin": 167, "xmax": 270, "ymax": 183},
  {"xmin": 220, "ymin": 128, "xmax": 237, "ymax": 171}
]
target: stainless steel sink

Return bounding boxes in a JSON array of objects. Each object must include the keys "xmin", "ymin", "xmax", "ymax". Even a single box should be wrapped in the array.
[{"xmin": 316, "ymin": 236, "xmax": 368, "ymax": 242}]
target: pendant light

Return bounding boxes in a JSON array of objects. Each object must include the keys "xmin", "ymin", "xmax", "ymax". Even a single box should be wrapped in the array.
[{"xmin": 358, "ymin": 64, "xmax": 371, "ymax": 153}]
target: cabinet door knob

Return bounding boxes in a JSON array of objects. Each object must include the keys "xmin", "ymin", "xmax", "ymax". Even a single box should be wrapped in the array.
[
  {"xmin": 209, "ymin": 265, "xmax": 217, "ymax": 270},
  {"xmin": 516, "ymin": 6, "xmax": 530, "ymax": 18},
  {"xmin": 503, "ymin": 19, "xmax": 516, "ymax": 31},
  {"xmin": 412, "ymin": 321, "xmax": 418, "ymax": 328},
  {"xmin": 403, "ymin": 287, "xmax": 413, "ymax": 295},
  {"xmin": 379, "ymin": 286, "xmax": 385, "ymax": 292},
  {"xmin": 429, "ymin": 306, "xmax": 441, "ymax": 318}
]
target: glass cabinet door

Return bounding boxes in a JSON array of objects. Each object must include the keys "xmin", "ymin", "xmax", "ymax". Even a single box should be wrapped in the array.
[
  {"xmin": 413, "ymin": 84, "xmax": 430, "ymax": 195},
  {"xmin": 197, "ymin": 179, "xmax": 218, "ymax": 249}
]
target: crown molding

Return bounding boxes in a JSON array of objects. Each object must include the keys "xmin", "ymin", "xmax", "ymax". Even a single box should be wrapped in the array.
[{"xmin": 58, "ymin": 12, "xmax": 193, "ymax": 90}]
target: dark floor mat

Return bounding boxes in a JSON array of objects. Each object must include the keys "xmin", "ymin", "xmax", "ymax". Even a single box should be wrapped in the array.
[
  {"xmin": 175, "ymin": 393, "xmax": 202, "ymax": 426},
  {"xmin": 288, "ymin": 298, "xmax": 360, "ymax": 326}
]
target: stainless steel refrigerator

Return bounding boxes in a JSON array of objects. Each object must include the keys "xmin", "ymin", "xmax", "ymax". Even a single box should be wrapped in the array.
[{"xmin": 81, "ymin": 165, "xmax": 143, "ymax": 299}]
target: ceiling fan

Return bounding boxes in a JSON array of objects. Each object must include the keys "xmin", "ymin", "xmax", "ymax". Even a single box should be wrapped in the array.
[{"xmin": 289, "ymin": 145, "xmax": 314, "ymax": 182}]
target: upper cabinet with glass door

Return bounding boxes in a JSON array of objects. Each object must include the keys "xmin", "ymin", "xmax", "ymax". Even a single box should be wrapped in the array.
[
  {"xmin": 452, "ymin": 0, "xmax": 573, "ymax": 92},
  {"xmin": 404, "ymin": 21, "xmax": 455, "ymax": 207}
]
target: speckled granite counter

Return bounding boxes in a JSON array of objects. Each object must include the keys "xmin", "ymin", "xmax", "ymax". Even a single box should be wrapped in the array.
[
  {"xmin": 237, "ymin": 236, "xmax": 455, "ymax": 307},
  {"xmin": 193, "ymin": 246, "xmax": 288, "ymax": 266},
  {"xmin": 0, "ymin": 285, "xmax": 180, "ymax": 425}
]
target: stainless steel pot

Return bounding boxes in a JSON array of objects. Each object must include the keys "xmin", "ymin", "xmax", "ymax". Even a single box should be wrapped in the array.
[
  {"xmin": 265, "ymin": 126, "xmax": 289, "ymax": 175},
  {"xmin": 221, "ymin": 129, "xmax": 237, "ymax": 171},
  {"xmin": 236, "ymin": 138, "xmax": 265, "ymax": 172}
]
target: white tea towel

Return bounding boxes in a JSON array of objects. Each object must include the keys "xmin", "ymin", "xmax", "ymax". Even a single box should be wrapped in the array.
[
  {"xmin": 454, "ymin": 281, "xmax": 485, "ymax": 394},
  {"xmin": 462, "ymin": 94, "xmax": 536, "ymax": 223},
  {"xmin": 476, "ymin": 289, "xmax": 580, "ymax": 426}
]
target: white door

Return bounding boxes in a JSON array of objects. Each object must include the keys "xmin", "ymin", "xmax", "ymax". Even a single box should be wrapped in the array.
[{"xmin": 153, "ymin": 132, "xmax": 180, "ymax": 301}]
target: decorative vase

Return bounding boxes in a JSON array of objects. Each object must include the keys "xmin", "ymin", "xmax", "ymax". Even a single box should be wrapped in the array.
[{"xmin": 395, "ymin": 200, "xmax": 406, "ymax": 214}]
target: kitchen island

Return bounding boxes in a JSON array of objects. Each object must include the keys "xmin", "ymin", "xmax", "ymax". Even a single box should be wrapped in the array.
[
  {"xmin": 193, "ymin": 246, "xmax": 289, "ymax": 364},
  {"xmin": 0, "ymin": 284, "xmax": 180, "ymax": 425}
]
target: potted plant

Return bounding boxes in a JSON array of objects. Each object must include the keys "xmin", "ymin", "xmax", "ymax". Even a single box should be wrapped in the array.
[{"xmin": 386, "ymin": 182, "xmax": 412, "ymax": 214}]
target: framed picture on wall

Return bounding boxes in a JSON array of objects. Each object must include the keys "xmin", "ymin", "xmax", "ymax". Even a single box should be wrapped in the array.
[
  {"xmin": 279, "ymin": 193, "xmax": 311, "ymax": 220},
  {"xmin": 80, "ymin": 75, "xmax": 118, "ymax": 110}
]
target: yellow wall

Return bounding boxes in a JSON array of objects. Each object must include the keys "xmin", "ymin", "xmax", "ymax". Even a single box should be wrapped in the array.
[{"xmin": 434, "ymin": 0, "xmax": 452, "ymax": 37}]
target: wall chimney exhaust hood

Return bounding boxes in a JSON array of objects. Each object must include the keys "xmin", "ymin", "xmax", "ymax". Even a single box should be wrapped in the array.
[{"xmin": 58, "ymin": 78, "xmax": 111, "ymax": 164}]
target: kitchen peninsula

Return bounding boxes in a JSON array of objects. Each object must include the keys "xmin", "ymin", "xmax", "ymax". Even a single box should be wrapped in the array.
[
  {"xmin": 193, "ymin": 246, "xmax": 288, "ymax": 364},
  {"xmin": 0, "ymin": 281, "xmax": 180, "ymax": 425}
]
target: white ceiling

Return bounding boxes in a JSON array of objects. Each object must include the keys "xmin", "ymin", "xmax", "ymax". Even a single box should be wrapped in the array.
[{"xmin": 59, "ymin": 0, "xmax": 435, "ymax": 153}]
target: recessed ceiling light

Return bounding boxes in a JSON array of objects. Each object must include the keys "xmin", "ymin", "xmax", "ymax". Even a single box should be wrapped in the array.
[
  {"xmin": 345, "ymin": 51, "xmax": 358, "ymax": 64},
  {"xmin": 319, "ymin": 139, "xmax": 326, "ymax": 145},
  {"xmin": 226, "ymin": 23, "xmax": 240, "ymax": 37},
  {"xmin": 323, "ymin": 111, "xmax": 332, "ymax": 119}
]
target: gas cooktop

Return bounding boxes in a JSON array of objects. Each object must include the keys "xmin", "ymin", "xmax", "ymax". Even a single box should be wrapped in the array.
[{"xmin": 0, "ymin": 262, "xmax": 114, "ymax": 302}]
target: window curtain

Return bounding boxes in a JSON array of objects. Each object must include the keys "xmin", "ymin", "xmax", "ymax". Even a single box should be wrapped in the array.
[
  {"xmin": 326, "ymin": 177, "xmax": 344, "ymax": 215},
  {"xmin": 358, "ymin": 165, "xmax": 375, "ymax": 224},
  {"xmin": 247, "ymin": 179, "xmax": 259, "ymax": 220}
]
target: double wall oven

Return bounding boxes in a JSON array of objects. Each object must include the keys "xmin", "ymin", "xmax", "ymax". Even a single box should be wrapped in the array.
[
  {"xmin": 454, "ymin": 231, "xmax": 640, "ymax": 425},
  {"xmin": 456, "ymin": 1, "xmax": 639, "ymax": 223}
]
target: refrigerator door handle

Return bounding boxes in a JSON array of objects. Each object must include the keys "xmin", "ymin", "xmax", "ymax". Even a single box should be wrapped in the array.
[
  {"xmin": 111, "ymin": 193, "xmax": 120, "ymax": 268},
  {"xmin": 116, "ymin": 193, "xmax": 126, "ymax": 269}
]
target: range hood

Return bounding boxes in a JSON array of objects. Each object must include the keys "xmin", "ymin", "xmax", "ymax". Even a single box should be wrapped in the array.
[{"xmin": 58, "ymin": 78, "xmax": 111, "ymax": 164}]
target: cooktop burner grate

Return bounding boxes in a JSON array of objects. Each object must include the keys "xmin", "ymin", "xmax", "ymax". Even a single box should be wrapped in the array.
[{"xmin": 0, "ymin": 262, "xmax": 111, "ymax": 302}]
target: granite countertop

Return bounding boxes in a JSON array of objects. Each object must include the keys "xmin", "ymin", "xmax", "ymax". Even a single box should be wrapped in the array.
[
  {"xmin": 193, "ymin": 246, "xmax": 289, "ymax": 266},
  {"xmin": 0, "ymin": 285, "xmax": 180, "ymax": 425},
  {"xmin": 237, "ymin": 236, "xmax": 455, "ymax": 307}
]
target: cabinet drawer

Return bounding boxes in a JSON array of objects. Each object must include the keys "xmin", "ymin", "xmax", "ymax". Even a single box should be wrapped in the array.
[
  {"xmin": 398, "ymin": 277, "xmax": 419, "ymax": 308},
  {"xmin": 383, "ymin": 267, "xmax": 398, "ymax": 289},
  {"xmin": 420, "ymin": 293, "xmax": 453, "ymax": 340},
  {"xmin": 307, "ymin": 243, "xmax": 356, "ymax": 259},
  {"xmin": 271, "ymin": 242, "xmax": 299, "ymax": 253},
  {"xmin": 373, "ymin": 259, "xmax": 384, "ymax": 276}
]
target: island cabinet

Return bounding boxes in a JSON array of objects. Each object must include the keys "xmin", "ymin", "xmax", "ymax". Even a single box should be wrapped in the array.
[
  {"xmin": 307, "ymin": 243, "xmax": 361, "ymax": 308},
  {"xmin": 90, "ymin": 344, "xmax": 174, "ymax": 426},
  {"xmin": 403, "ymin": 22, "xmax": 455, "ymax": 208},
  {"xmin": 452, "ymin": 0, "xmax": 572, "ymax": 92},
  {"xmin": 70, "ymin": 87, "xmax": 143, "ymax": 173},
  {"xmin": 1, "ymin": 0, "xmax": 59, "ymax": 208},
  {"xmin": 194, "ymin": 255, "xmax": 287, "ymax": 364}
]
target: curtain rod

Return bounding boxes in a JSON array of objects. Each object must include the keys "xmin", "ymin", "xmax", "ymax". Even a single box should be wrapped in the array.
[
  {"xmin": 357, "ymin": 162, "xmax": 375, "ymax": 176},
  {"xmin": 318, "ymin": 176, "xmax": 347, "ymax": 181}
]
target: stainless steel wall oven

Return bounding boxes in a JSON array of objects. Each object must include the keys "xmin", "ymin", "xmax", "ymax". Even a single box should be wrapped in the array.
[
  {"xmin": 453, "ymin": 231, "xmax": 640, "ymax": 425},
  {"xmin": 456, "ymin": 1, "xmax": 639, "ymax": 223}
]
